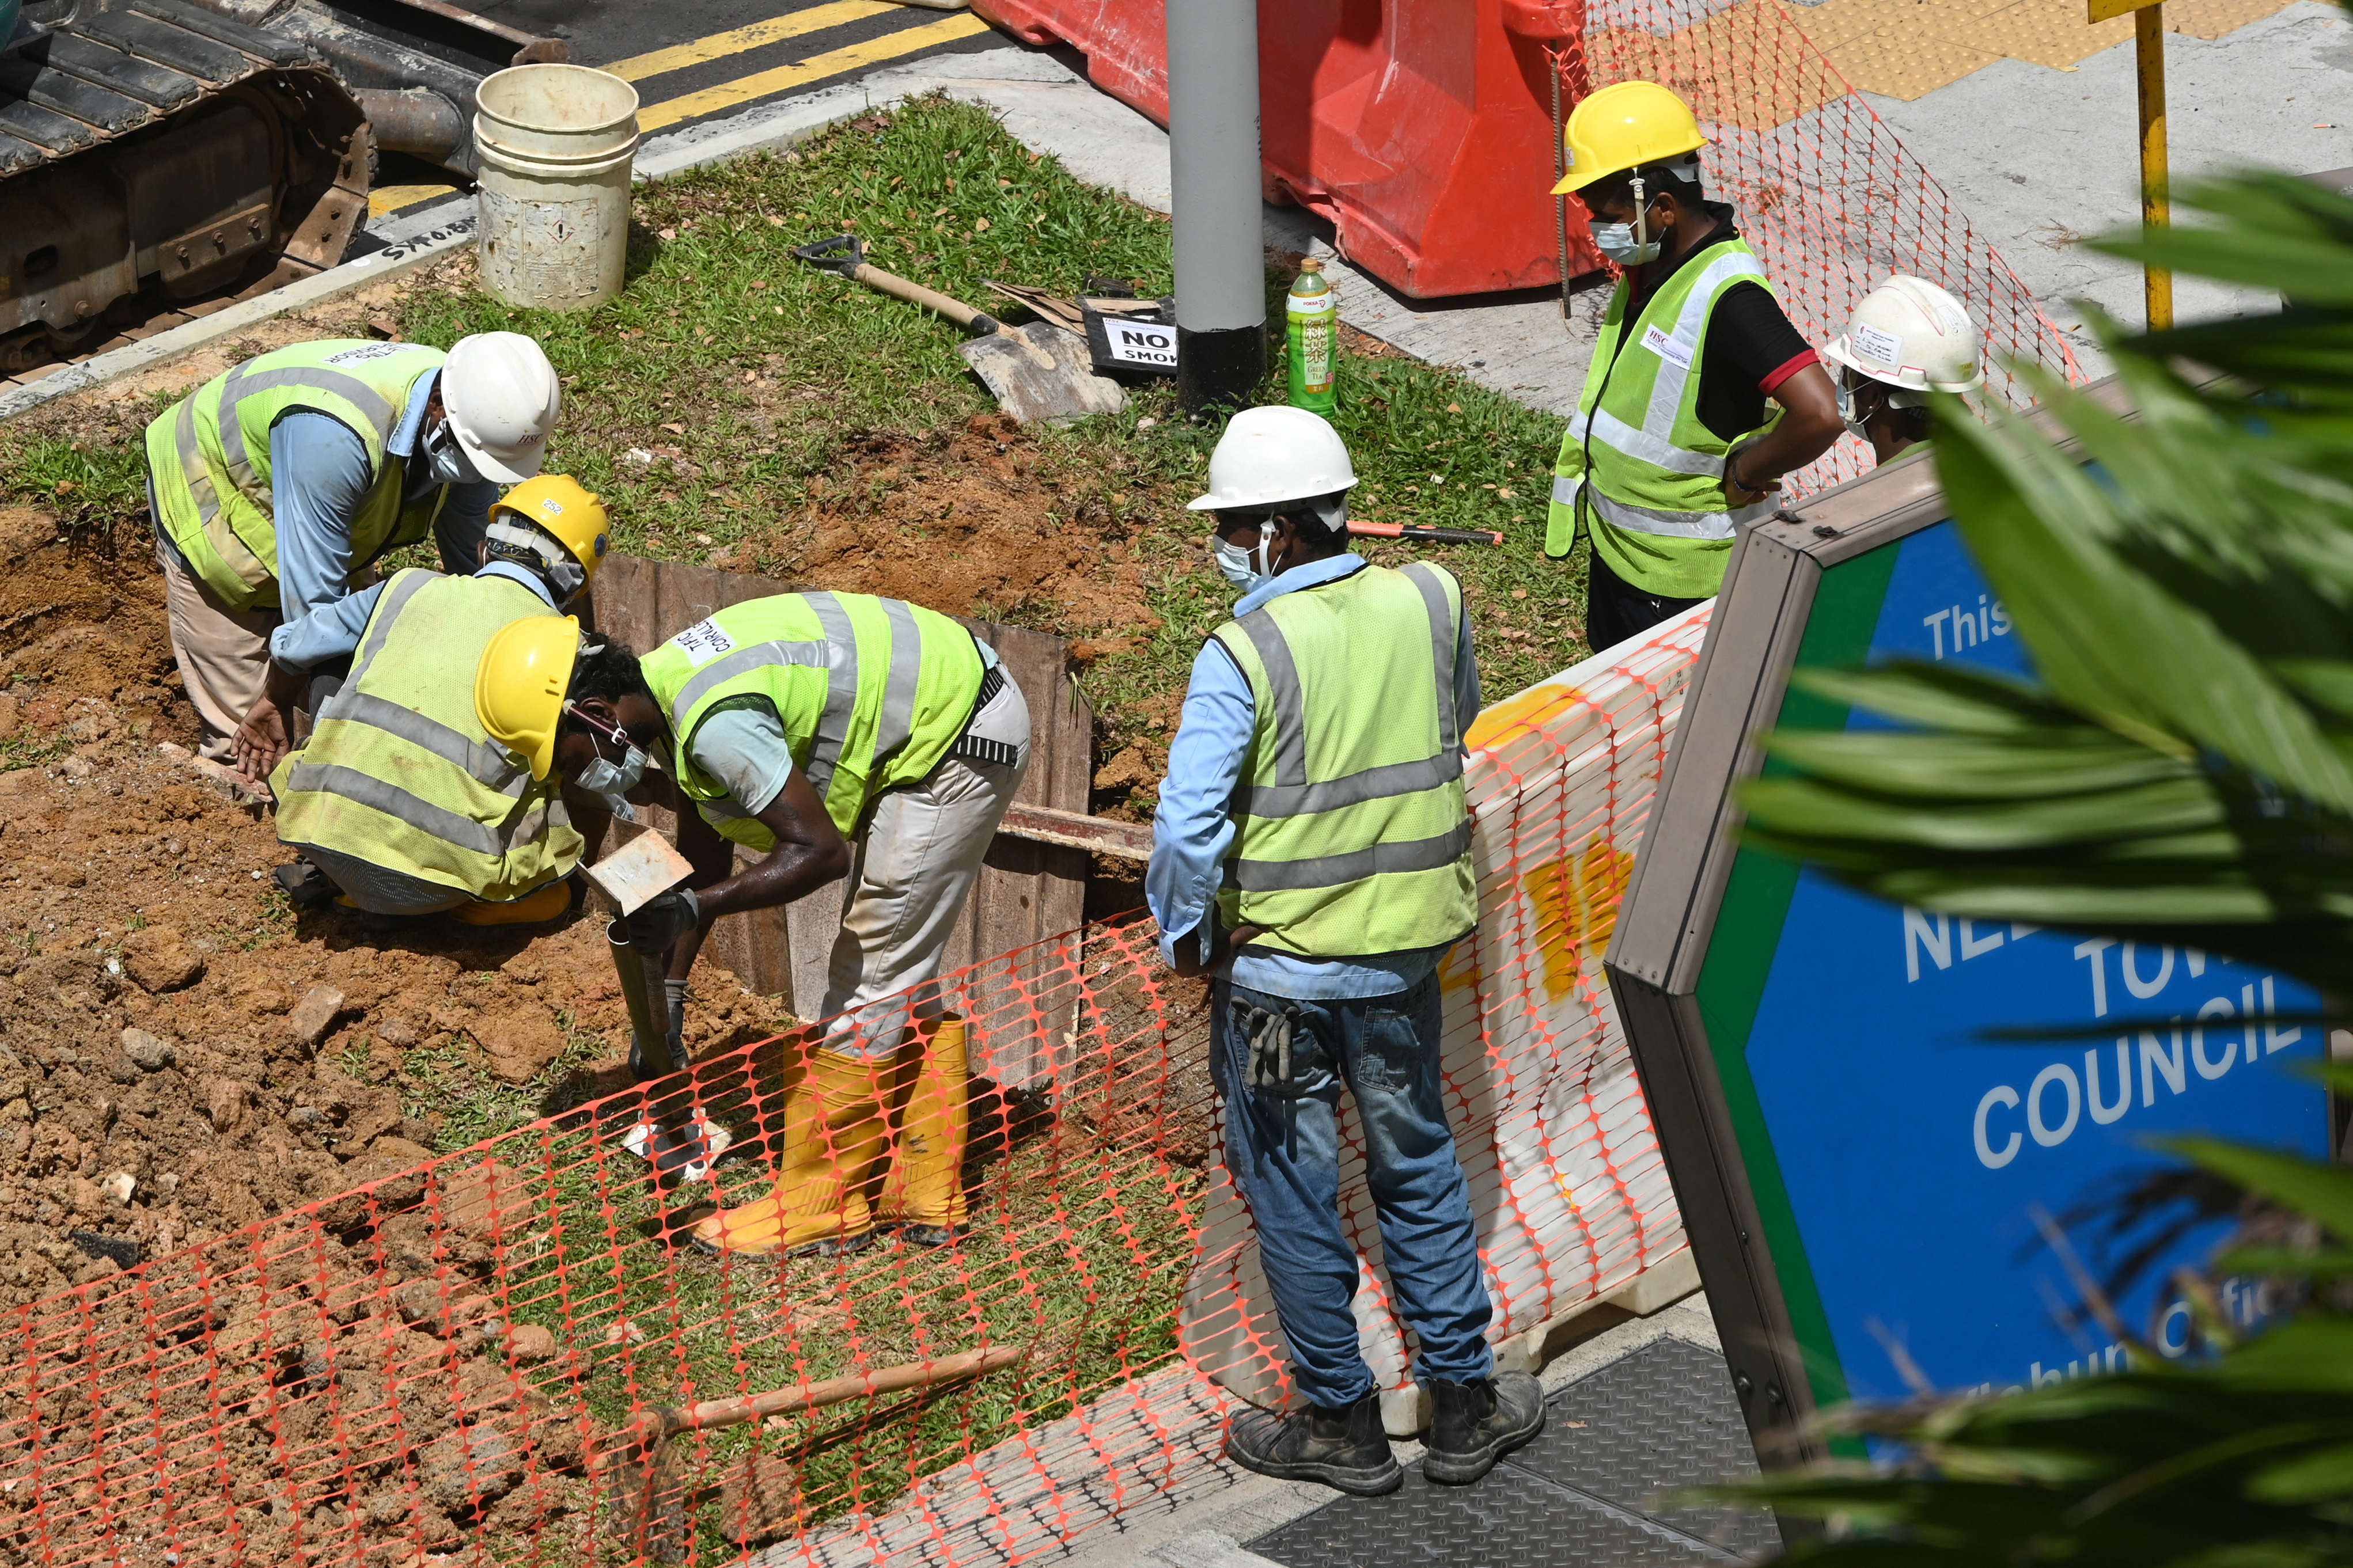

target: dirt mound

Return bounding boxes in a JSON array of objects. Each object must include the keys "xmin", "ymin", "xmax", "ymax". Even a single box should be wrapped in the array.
[
  {"xmin": 0, "ymin": 508, "xmax": 790, "ymax": 1301},
  {"xmin": 741, "ymin": 413, "xmax": 1163, "ymax": 636}
]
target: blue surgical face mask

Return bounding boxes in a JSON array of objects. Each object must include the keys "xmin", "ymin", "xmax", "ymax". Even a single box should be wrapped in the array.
[
  {"xmin": 1591, "ymin": 221, "xmax": 1659, "ymax": 267},
  {"xmin": 1210, "ymin": 518, "xmax": 1277, "ymax": 596}
]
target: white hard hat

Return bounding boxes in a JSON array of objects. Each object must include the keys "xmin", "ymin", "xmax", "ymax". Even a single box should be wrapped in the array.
[
  {"xmin": 1824, "ymin": 275, "xmax": 1985, "ymax": 401},
  {"xmin": 441, "ymin": 332, "xmax": 561, "ymax": 483},
  {"xmin": 1188, "ymin": 405, "xmax": 1359, "ymax": 512}
]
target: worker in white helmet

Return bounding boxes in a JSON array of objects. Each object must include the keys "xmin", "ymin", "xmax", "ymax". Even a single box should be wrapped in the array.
[
  {"xmin": 1147, "ymin": 406, "xmax": 1541, "ymax": 1497},
  {"xmin": 1822, "ymin": 275, "xmax": 1986, "ymax": 465},
  {"xmin": 142, "ymin": 331, "xmax": 562, "ymax": 779}
]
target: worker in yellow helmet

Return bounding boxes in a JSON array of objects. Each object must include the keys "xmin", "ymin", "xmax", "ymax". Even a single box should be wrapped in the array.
[
  {"xmin": 233, "ymin": 476, "xmax": 648, "ymax": 925},
  {"xmin": 1545, "ymin": 81, "xmax": 1844, "ymax": 650}
]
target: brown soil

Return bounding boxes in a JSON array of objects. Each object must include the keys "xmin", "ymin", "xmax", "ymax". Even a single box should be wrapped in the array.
[
  {"xmin": 0, "ymin": 506, "xmax": 788, "ymax": 1307},
  {"xmin": 730, "ymin": 411, "xmax": 1165, "ymax": 641}
]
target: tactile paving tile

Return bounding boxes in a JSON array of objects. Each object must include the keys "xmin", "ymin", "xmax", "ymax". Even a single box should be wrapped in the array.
[
  {"xmin": 1510, "ymin": 1337, "xmax": 1783, "ymax": 1561},
  {"xmin": 1248, "ymin": 1466, "xmax": 1725, "ymax": 1568}
]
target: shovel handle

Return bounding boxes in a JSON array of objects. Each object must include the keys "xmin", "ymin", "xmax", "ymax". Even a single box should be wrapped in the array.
[
  {"xmin": 1349, "ymin": 521, "xmax": 1506, "ymax": 545},
  {"xmin": 662, "ymin": 1344, "xmax": 1027, "ymax": 1436},
  {"xmin": 852, "ymin": 263, "xmax": 1000, "ymax": 335}
]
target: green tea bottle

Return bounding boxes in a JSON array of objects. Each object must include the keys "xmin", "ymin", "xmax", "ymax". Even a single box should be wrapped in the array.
[{"xmin": 1286, "ymin": 259, "xmax": 1336, "ymax": 414}]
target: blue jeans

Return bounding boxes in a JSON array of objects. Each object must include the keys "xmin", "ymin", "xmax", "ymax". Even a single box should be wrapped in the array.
[{"xmin": 1211, "ymin": 970, "xmax": 1495, "ymax": 1408}]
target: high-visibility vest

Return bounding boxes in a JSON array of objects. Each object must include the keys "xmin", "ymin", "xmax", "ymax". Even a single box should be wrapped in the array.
[
  {"xmin": 641, "ymin": 591, "xmax": 986, "ymax": 849},
  {"xmin": 271, "ymin": 570, "xmax": 581, "ymax": 900},
  {"xmin": 1545, "ymin": 239, "xmax": 1784, "ymax": 601},
  {"xmin": 143, "ymin": 340, "xmax": 452, "ymax": 612},
  {"xmin": 1210, "ymin": 562, "xmax": 1477, "ymax": 959}
]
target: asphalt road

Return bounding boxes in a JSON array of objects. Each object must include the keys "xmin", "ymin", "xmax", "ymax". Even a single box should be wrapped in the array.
[{"xmin": 372, "ymin": 0, "xmax": 1013, "ymax": 214}]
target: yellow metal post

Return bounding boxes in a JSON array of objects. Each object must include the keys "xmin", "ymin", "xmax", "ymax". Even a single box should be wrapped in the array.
[{"xmin": 2136, "ymin": 3, "xmax": 2172, "ymax": 329}]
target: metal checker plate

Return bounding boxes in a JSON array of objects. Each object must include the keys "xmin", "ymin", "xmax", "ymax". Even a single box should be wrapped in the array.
[
  {"xmin": 1248, "ymin": 1338, "xmax": 1782, "ymax": 1568},
  {"xmin": 1510, "ymin": 1336, "xmax": 1782, "ymax": 1559},
  {"xmin": 1248, "ymin": 1464, "xmax": 1723, "ymax": 1568}
]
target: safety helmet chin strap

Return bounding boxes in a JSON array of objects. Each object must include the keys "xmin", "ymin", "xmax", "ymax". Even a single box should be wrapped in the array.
[{"xmin": 1632, "ymin": 173, "xmax": 1649, "ymax": 252}]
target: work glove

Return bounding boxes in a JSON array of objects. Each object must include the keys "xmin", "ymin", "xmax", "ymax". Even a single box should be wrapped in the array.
[{"xmin": 624, "ymin": 887, "xmax": 700, "ymax": 956}]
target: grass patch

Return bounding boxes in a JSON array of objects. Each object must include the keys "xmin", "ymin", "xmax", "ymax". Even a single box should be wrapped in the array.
[{"xmin": 3, "ymin": 94, "xmax": 1592, "ymax": 820}]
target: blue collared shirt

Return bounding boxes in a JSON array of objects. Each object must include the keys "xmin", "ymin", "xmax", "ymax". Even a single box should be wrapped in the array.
[
  {"xmin": 268, "ymin": 560, "xmax": 555, "ymax": 671},
  {"xmin": 1145, "ymin": 553, "xmax": 1481, "ymax": 1000},
  {"xmin": 237, "ymin": 368, "xmax": 495, "ymax": 620}
]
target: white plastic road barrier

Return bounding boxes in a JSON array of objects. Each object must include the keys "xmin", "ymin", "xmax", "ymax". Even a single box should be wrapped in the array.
[
  {"xmin": 473, "ymin": 64, "xmax": 640, "ymax": 312},
  {"xmin": 1179, "ymin": 603, "xmax": 1715, "ymax": 1430}
]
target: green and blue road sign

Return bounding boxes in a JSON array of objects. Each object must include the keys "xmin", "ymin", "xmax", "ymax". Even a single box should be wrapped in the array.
[{"xmin": 1606, "ymin": 443, "xmax": 2326, "ymax": 1486}]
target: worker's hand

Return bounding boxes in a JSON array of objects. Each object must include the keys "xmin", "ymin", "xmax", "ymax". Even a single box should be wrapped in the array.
[
  {"xmin": 1723, "ymin": 451, "xmax": 1781, "ymax": 508},
  {"xmin": 232, "ymin": 697, "xmax": 294, "ymax": 781},
  {"xmin": 624, "ymin": 887, "xmax": 702, "ymax": 956},
  {"xmin": 1168, "ymin": 914, "xmax": 1267, "ymax": 978}
]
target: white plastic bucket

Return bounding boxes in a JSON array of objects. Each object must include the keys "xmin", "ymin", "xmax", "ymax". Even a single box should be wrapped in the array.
[{"xmin": 472, "ymin": 64, "xmax": 639, "ymax": 312}]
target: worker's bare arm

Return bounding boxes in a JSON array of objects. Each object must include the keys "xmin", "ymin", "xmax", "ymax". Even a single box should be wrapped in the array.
[
  {"xmin": 230, "ymin": 659, "xmax": 308, "ymax": 780},
  {"xmin": 1724, "ymin": 362, "xmax": 1844, "ymax": 506},
  {"xmin": 658, "ymin": 770, "xmax": 850, "ymax": 981}
]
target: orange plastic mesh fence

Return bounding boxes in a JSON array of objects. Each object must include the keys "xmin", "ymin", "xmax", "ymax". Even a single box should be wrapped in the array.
[
  {"xmin": 0, "ymin": 610, "xmax": 1713, "ymax": 1568},
  {"xmin": 1552, "ymin": 0, "xmax": 2085, "ymax": 499}
]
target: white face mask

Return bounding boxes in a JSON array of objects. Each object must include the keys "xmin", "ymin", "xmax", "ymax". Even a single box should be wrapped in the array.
[
  {"xmin": 1210, "ymin": 519, "xmax": 1278, "ymax": 597},
  {"xmin": 566, "ymin": 704, "xmax": 646, "ymax": 821},
  {"xmin": 1592, "ymin": 221, "xmax": 1661, "ymax": 267},
  {"xmin": 421, "ymin": 418, "xmax": 482, "ymax": 486},
  {"xmin": 1592, "ymin": 175, "xmax": 1662, "ymax": 266},
  {"xmin": 1836, "ymin": 374, "xmax": 1874, "ymax": 443}
]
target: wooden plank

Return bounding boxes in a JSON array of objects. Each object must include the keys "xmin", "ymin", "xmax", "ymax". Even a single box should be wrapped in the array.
[
  {"xmin": 582, "ymin": 557, "xmax": 1094, "ymax": 1081},
  {"xmin": 999, "ymin": 802, "xmax": 1152, "ymax": 860}
]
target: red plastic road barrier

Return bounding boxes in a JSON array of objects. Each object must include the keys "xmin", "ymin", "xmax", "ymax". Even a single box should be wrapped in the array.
[{"xmin": 973, "ymin": 0, "xmax": 1604, "ymax": 299}]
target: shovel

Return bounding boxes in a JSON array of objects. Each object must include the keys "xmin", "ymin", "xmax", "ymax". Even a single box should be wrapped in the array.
[{"xmin": 793, "ymin": 235, "xmax": 1124, "ymax": 424}]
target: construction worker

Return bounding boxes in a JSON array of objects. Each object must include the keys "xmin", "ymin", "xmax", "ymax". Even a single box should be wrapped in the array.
[
  {"xmin": 143, "ymin": 331, "xmax": 562, "ymax": 774},
  {"xmin": 1546, "ymin": 81, "xmax": 1844, "ymax": 650},
  {"xmin": 607, "ymin": 590, "xmax": 1031, "ymax": 1258},
  {"xmin": 229, "ymin": 477, "xmax": 615, "ymax": 924},
  {"xmin": 1147, "ymin": 407, "xmax": 1541, "ymax": 1497},
  {"xmin": 1824, "ymin": 275, "xmax": 1986, "ymax": 465}
]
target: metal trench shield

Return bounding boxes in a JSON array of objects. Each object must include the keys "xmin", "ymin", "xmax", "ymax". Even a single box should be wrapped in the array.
[{"xmin": 1604, "ymin": 377, "xmax": 2331, "ymax": 1494}]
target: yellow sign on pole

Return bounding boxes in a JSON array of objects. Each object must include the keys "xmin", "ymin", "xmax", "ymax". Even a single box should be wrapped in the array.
[{"xmin": 2090, "ymin": 0, "xmax": 2173, "ymax": 328}]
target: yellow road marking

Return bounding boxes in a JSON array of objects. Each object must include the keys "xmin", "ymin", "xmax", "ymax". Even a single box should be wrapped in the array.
[
  {"xmin": 601, "ymin": 0, "xmax": 897, "ymax": 83},
  {"xmin": 369, "ymin": 181, "xmax": 461, "ymax": 218},
  {"xmin": 635, "ymin": 12, "xmax": 991, "ymax": 132}
]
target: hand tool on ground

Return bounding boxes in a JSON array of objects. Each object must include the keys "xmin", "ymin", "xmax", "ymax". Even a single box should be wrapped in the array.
[
  {"xmin": 1348, "ymin": 521, "xmax": 1506, "ymax": 545},
  {"xmin": 583, "ymin": 833, "xmax": 729, "ymax": 1191},
  {"xmin": 600, "ymin": 1343, "xmax": 1028, "ymax": 1557},
  {"xmin": 793, "ymin": 236, "xmax": 1124, "ymax": 424}
]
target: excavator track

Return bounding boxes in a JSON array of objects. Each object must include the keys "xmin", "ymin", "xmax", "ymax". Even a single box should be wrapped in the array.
[{"xmin": 1, "ymin": 0, "xmax": 560, "ymax": 388}]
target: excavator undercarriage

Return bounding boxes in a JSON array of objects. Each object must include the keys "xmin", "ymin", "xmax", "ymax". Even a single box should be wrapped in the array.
[{"xmin": 1, "ymin": 0, "xmax": 563, "ymax": 374}]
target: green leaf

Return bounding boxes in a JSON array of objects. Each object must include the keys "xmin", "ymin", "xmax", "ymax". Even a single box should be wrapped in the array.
[{"xmin": 2167, "ymin": 1140, "xmax": 2353, "ymax": 1249}]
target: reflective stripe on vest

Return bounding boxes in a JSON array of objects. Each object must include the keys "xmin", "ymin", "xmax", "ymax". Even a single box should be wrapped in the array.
[
  {"xmin": 1547, "ymin": 244, "xmax": 1779, "ymax": 554},
  {"xmin": 1549, "ymin": 473, "xmax": 1776, "ymax": 541},
  {"xmin": 270, "ymin": 570, "xmax": 578, "ymax": 900},
  {"xmin": 645, "ymin": 591, "xmax": 984, "ymax": 846},
  {"xmin": 1212, "ymin": 563, "xmax": 1478, "ymax": 956},
  {"xmin": 144, "ymin": 340, "xmax": 448, "ymax": 610}
]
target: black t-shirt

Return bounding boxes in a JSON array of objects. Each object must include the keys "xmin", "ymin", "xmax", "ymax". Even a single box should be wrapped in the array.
[{"xmin": 1607, "ymin": 204, "xmax": 1817, "ymax": 443}]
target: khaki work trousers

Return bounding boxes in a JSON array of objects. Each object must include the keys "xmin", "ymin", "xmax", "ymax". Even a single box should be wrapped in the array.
[
  {"xmin": 819, "ymin": 672, "xmax": 1032, "ymax": 1060},
  {"xmin": 153, "ymin": 529, "xmax": 279, "ymax": 765}
]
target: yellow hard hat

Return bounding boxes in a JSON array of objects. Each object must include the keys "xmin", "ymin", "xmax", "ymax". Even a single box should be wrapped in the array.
[
  {"xmin": 488, "ymin": 473, "xmax": 611, "ymax": 586},
  {"xmin": 475, "ymin": 614, "xmax": 580, "ymax": 781},
  {"xmin": 1552, "ymin": 81, "xmax": 1710, "ymax": 195}
]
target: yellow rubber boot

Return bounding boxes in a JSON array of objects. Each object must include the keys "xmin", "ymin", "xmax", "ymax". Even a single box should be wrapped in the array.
[
  {"xmin": 690, "ymin": 1046, "xmax": 890, "ymax": 1258},
  {"xmin": 449, "ymin": 880, "xmax": 574, "ymax": 927},
  {"xmin": 877, "ymin": 1013, "xmax": 971, "ymax": 1247}
]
